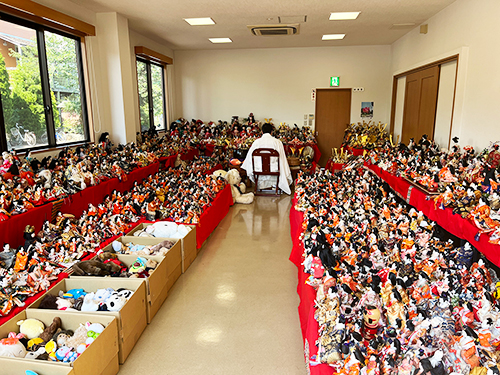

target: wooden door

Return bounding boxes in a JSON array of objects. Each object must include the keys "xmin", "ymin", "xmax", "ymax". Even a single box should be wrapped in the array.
[
  {"xmin": 401, "ymin": 65, "xmax": 440, "ymax": 144},
  {"xmin": 315, "ymin": 89, "xmax": 351, "ymax": 166}
]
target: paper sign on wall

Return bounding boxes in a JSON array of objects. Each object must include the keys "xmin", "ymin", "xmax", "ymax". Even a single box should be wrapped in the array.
[{"xmin": 361, "ymin": 102, "xmax": 374, "ymax": 118}]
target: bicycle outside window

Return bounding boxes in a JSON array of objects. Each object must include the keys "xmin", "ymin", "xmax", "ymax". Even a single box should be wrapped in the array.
[{"xmin": 0, "ymin": 12, "xmax": 90, "ymax": 152}]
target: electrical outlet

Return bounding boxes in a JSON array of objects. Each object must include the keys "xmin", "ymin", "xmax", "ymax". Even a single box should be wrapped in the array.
[
  {"xmin": 304, "ymin": 120, "xmax": 307, "ymax": 126},
  {"xmin": 353, "ymin": 87, "xmax": 365, "ymax": 92}
]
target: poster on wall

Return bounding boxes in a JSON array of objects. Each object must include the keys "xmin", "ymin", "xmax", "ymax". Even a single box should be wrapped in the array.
[{"xmin": 361, "ymin": 102, "xmax": 374, "ymax": 118}]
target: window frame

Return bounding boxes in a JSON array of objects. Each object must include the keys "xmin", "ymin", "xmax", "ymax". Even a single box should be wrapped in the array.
[
  {"xmin": 136, "ymin": 56, "xmax": 167, "ymax": 132},
  {"xmin": 0, "ymin": 12, "xmax": 91, "ymax": 152}
]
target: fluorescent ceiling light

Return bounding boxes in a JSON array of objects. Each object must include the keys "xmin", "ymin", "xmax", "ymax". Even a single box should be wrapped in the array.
[
  {"xmin": 209, "ymin": 38, "xmax": 232, "ymax": 43},
  {"xmin": 329, "ymin": 12, "xmax": 360, "ymax": 20},
  {"xmin": 322, "ymin": 34, "xmax": 345, "ymax": 40},
  {"xmin": 184, "ymin": 17, "xmax": 215, "ymax": 26}
]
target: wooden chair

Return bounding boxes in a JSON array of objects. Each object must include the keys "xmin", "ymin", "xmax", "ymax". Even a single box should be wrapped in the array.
[{"xmin": 252, "ymin": 148, "xmax": 280, "ymax": 196}]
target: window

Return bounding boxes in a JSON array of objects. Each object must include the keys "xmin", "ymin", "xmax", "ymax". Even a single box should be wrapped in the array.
[
  {"xmin": 0, "ymin": 13, "xmax": 89, "ymax": 151},
  {"xmin": 136, "ymin": 57, "xmax": 166, "ymax": 132}
]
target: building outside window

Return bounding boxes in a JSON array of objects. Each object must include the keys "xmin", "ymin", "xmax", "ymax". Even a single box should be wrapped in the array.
[{"xmin": 0, "ymin": 13, "xmax": 89, "ymax": 152}]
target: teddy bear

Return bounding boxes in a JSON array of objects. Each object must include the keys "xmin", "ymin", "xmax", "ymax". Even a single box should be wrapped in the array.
[{"xmin": 221, "ymin": 169, "xmax": 254, "ymax": 204}]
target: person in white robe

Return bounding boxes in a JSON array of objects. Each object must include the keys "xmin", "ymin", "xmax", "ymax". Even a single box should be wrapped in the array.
[{"xmin": 241, "ymin": 123, "xmax": 292, "ymax": 195}]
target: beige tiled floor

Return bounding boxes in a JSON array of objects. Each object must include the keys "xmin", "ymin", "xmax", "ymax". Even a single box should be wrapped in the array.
[{"xmin": 119, "ymin": 194, "xmax": 305, "ymax": 374}]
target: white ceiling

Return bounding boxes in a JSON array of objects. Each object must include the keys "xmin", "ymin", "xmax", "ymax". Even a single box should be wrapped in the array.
[{"xmin": 69, "ymin": 0, "xmax": 457, "ymax": 50}]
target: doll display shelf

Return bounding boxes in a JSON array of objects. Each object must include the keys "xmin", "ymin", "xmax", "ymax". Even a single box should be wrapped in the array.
[
  {"xmin": 402, "ymin": 176, "xmax": 440, "ymax": 196},
  {"xmin": 367, "ymin": 163, "xmax": 500, "ymax": 267},
  {"xmin": 29, "ymin": 278, "xmax": 147, "ymax": 364},
  {"xmin": 0, "ymin": 309, "xmax": 119, "ymax": 375}
]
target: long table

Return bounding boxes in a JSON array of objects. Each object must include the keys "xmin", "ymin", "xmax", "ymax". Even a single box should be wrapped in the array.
[
  {"xmin": 289, "ymin": 197, "xmax": 334, "ymax": 375},
  {"xmin": 366, "ymin": 164, "xmax": 500, "ymax": 267}
]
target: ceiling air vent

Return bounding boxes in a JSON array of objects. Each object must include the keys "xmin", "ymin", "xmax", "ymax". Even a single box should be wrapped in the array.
[{"xmin": 248, "ymin": 24, "xmax": 300, "ymax": 36}]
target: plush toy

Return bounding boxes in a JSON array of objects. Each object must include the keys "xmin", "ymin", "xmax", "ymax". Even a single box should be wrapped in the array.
[
  {"xmin": 65, "ymin": 324, "xmax": 88, "ymax": 349},
  {"xmin": 53, "ymin": 329, "xmax": 74, "ymax": 347},
  {"xmin": 104, "ymin": 292, "xmax": 127, "ymax": 312},
  {"xmin": 81, "ymin": 293, "xmax": 99, "ymax": 312},
  {"xmin": 0, "ymin": 332, "xmax": 27, "ymax": 357},
  {"xmin": 72, "ymin": 259, "xmax": 112, "ymax": 276},
  {"xmin": 39, "ymin": 317, "xmax": 61, "ymax": 342},
  {"xmin": 223, "ymin": 169, "xmax": 254, "ymax": 204},
  {"xmin": 17, "ymin": 319, "xmax": 45, "ymax": 340},
  {"xmin": 38, "ymin": 294, "xmax": 58, "ymax": 310}
]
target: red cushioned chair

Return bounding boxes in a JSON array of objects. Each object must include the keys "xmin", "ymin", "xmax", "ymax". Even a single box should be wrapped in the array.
[{"xmin": 252, "ymin": 148, "xmax": 280, "ymax": 197}]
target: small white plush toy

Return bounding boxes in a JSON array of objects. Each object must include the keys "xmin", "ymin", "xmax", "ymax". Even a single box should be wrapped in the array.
[{"xmin": 224, "ymin": 169, "xmax": 254, "ymax": 204}]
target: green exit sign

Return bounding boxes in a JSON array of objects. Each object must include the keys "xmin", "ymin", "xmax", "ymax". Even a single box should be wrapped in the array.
[{"xmin": 330, "ymin": 76, "xmax": 340, "ymax": 87}]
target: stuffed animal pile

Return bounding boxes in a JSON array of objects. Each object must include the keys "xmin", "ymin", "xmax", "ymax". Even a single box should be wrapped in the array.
[
  {"xmin": 0, "ymin": 316, "xmax": 106, "ymax": 363},
  {"xmin": 111, "ymin": 239, "xmax": 176, "ymax": 257},
  {"xmin": 295, "ymin": 165, "xmax": 500, "ymax": 374},
  {"xmin": 38, "ymin": 287, "xmax": 133, "ymax": 313},
  {"xmin": 130, "ymin": 221, "xmax": 192, "ymax": 239},
  {"xmin": 72, "ymin": 252, "xmax": 157, "ymax": 278}
]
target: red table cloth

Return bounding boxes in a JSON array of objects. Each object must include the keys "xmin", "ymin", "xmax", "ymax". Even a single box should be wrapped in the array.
[
  {"xmin": 0, "ymin": 203, "xmax": 53, "ymax": 249},
  {"xmin": 59, "ymin": 163, "xmax": 160, "ymax": 218},
  {"xmin": 195, "ymin": 184, "xmax": 233, "ymax": 248},
  {"xmin": 366, "ymin": 164, "xmax": 500, "ymax": 267},
  {"xmin": 289, "ymin": 197, "xmax": 335, "ymax": 374}
]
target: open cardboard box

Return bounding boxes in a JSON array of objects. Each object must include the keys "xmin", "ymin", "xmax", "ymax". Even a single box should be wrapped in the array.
[
  {"xmin": 115, "ymin": 236, "xmax": 182, "ymax": 291},
  {"xmin": 29, "ymin": 278, "xmax": 147, "ymax": 364},
  {"xmin": 80, "ymin": 254, "xmax": 169, "ymax": 323},
  {"xmin": 125, "ymin": 222, "xmax": 197, "ymax": 273},
  {"xmin": 0, "ymin": 309, "xmax": 119, "ymax": 375}
]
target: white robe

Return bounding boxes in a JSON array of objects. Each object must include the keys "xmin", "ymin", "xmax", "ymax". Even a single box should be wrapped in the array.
[{"xmin": 241, "ymin": 133, "xmax": 292, "ymax": 195}]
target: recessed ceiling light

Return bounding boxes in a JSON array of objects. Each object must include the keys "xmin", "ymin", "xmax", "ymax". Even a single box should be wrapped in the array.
[
  {"xmin": 209, "ymin": 38, "xmax": 232, "ymax": 43},
  {"xmin": 329, "ymin": 12, "xmax": 360, "ymax": 20},
  {"xmin": 184, "ymin": 17, "xmax": 215, "ymax": 26},
  {"xmin": 322, "ymin": 34, "xmax": 345, "ymax": 40}
]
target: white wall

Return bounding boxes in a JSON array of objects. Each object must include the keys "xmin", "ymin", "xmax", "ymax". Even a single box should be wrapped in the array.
[
  {"xmin": 392, "ymin": 0, "xmax": 500, "ymax": 150},
  {"xmin": 393, "ymin": 77, "xmax": 406, "ymax": 144},
  {"xmin": 434, "ymin": 60, "xmax": 457, "ymax": 148},
  {"xmin": 174, "ymin": 46, "xmax": 392, "ymax": 127}
]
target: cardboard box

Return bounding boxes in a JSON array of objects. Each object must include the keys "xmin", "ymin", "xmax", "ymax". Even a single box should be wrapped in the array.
[
  {"xmin": 125, "ymin": 222, "xmax": 197, "ymax": 273},
  {"xmin": 0, "ymin": 309, "xmax": 119, "ymax": 375},
  {"xmin": 119, "ymin": 236, "xmax": 182, "ymax": 291},
  {"xmin": 114, "ymin": 254, "xmax": 169, "ymax": 323},
  {"xmin": 29, "ymin": 278, "xmax": 147, "ymax": 364}
]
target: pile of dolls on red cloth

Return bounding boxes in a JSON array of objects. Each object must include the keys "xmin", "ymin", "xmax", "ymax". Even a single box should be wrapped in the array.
[
  {"xmin": 0, "ymin": 133, "xmax": 161, "ymax": 220},
  {"xmin": 295, "ymin": 162, "xmax": 500, "ymax": 374},
  {"xmin": 367, "ymin": 135, "xmax": 500, "ymax": 245},
  {"xmin": 0, "ymin": 157, "xmax": 226, "ymax": 316}
]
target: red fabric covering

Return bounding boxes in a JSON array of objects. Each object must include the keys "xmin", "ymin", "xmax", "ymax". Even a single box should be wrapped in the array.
[
  {"xmin": 195, "ymin": 184, "xmax": 233, "ymax": 248},
  {"xmin": 312, "ymin": 144, "xmax": 321, "ymax": 163},
  {"xmin": 160, "ymin": 155, "xmax": 177, "ymax": 169},
  {"xmin": 367, "ymin": 164, "xmax": 500, "ymax": 267},
  {"xmin": 204, "ymin": 144, "xmax": 216, "ymax": 156},
  {"xmin": 116, "ymin": 162, "xmax": 160, "ymax": 192},
  {"xmin": 325, "ymin": 161, "xmax": 345, "ymax": 173},
  {"xmin": 0, "ymin": 203, "xmax": 53, "ymax": 249},
  {"xmin": 59, "ymin": 163, "xmax": 160, "ymax": 217},
  {"xmin": 289, "ymin": 199, "xmax": 334, "ymax": 375},
  {"xmin": 127, "ymin": 184, "xmax": 233, "ymax": 249},
  {"xmin": 344, "ymin": 146, "xmax": 365, "ymax": 156},
  {"xmin": 181, "ymin": 148, "xmax": 199, "ymax": 161},
  {"xmin": 204, "ymin": 164, "xmax": 223, "ymax": 175},
  {"xmin": 0, "ymin": 272, "xmax": 69, "ymax": 326}
]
